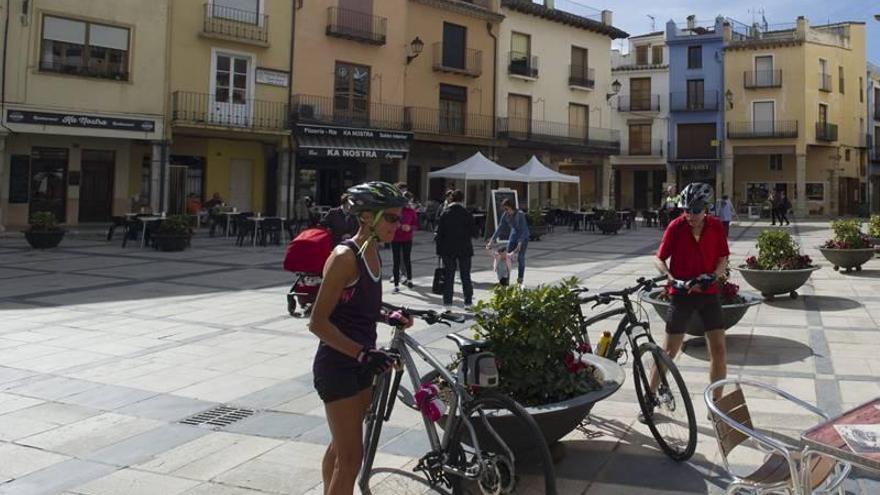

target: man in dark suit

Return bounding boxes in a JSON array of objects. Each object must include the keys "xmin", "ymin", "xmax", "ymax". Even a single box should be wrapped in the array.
[
  {"xmin": 321, "ymin": 194, "xmax": 358, "ymax": 245},
  {"xmin": 435, "ymin": 190, "xmax": 475, "ymax": 308}
]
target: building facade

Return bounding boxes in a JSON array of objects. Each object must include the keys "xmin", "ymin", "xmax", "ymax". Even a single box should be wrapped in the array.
[
  {"xmin": 666, "ymin": 16, "xmax": 726, "ymax": 199},
  {"xmin": 610, "ymin": 31, "xmax": 668, "ymax": 210},
  {"xmin": 868, "ymin": 63, "xmax": 880, "ymax": 212},
  {"xmin": 1, "ymin": 0, "xmax": 169, "ymax": 228},
  {"xmin": 723, "ymin": 17, "xmax": 867, "ymax": 217}
]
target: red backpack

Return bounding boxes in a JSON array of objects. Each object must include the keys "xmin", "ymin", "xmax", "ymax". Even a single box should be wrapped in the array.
[{"xmin": 283, "ymin": 227, "xmax": 333, "ymax": 274}]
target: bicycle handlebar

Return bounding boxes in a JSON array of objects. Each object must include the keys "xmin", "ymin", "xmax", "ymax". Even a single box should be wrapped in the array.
[
  {"xmin": 381, "ymin": 302, "xmax": 468, "ymax": 327},
  {"xmin": 577, "ymin": 274, "xmax": 668, "ymax": 305}
]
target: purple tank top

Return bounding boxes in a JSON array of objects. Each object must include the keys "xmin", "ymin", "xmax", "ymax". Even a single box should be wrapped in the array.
[{"xmin": 313, "ymin": 239, "xmax": 382, "ymax": 374}]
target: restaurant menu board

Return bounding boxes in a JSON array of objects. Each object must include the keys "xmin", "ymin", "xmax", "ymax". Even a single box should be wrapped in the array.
[
  {"xmin": 8, "ymin": 155, "xmax": 29, "ymax": 204},
  {"xmin": 491, "ymin": 188, "xmax": 518, "ymax": 243},
  {"xmin": 802, "ymin": 398, "xmax": 880, "ymax": 470}
]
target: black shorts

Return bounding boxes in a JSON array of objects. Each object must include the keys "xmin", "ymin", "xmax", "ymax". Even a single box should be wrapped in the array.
[
  {"xmin": 313, "ymin": 368, "xmax": 374, "ymax": 403},
  {"xmin": 666, "ymin": 293, "xmax": 723, "ymax": 335}
]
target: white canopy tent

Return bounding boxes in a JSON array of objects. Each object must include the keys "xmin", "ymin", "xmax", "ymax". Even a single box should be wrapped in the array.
[
  {"xmin": 427, "ymin": 152, "xmax": 528, "ymax": 203},
  {"xmin": 515, "ymin": 155, "xmax": 581, "ymax": 208}
]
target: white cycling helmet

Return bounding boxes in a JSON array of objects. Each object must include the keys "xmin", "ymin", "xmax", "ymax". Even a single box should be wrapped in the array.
[{"xmin": 678, "ymin": 182, "xmax": 714, "ymax": 209}]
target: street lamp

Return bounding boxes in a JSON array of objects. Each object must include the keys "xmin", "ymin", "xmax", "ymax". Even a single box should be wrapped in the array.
[
  {"xmin": 725, "ymin": 89, "xmax": 734, "ymax": 109},
  {"xmin": 406, "ymin": 37, "xmax": 424, "ymax": 65},
  {"xmin": 606, "ymin": 79, "xmax": 621, "ymax": 101}
]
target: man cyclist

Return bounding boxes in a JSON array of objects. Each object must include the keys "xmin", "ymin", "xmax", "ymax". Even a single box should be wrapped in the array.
[
  {"xmin": 652, "ymin": 182, "xmax": 730, "ymax": 409},
  {"xmin": 309, "ymin": 181, "xmax": 412, "ymax": 494}
]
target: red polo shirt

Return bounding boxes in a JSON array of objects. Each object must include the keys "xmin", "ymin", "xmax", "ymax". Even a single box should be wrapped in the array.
[{"xmin": 657, "ymin": 215, "xmax": 729, "ymax": 295}]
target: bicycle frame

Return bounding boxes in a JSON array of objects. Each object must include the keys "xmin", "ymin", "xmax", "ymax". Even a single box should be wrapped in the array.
[{"xmin": 579, "ymin": 296, "xmax": 656, "ymax": 360}]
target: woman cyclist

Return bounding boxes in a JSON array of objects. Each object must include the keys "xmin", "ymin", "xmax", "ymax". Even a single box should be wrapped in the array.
[{"xmin": 309, "ymin": 181, "xmax": 412, "ymax": 494}]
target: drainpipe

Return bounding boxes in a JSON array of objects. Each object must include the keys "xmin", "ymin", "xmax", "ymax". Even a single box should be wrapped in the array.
[
  {"xmin": 487, "ymin": 21, "xmax": 497, "ymax": 142},
  {"xmin": 286, "ymin": 0, "xmax": 297, "ymax": 219},
  {"xmin": 0, "ymin": 0, "xmax": 10, "ymax": 231}
]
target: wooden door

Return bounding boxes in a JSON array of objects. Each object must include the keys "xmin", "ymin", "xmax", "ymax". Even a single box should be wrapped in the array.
[
  {"xmin": 630, "ymin": 78, "xmax": 651, "ymax": 110},
  {"xmin": 507, "ymin": 94, "xmax": 531, "ymax": 137},
  {"xmin": 79, "ymin": 150, "xmax": 114, "ymax": 222}
]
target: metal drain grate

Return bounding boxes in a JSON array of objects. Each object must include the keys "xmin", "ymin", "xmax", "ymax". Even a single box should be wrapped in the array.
[{"xmin": 180, "ymin": 405, "xmax": 256, "ymax": 429}]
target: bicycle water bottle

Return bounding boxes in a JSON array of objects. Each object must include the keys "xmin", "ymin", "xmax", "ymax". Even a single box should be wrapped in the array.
[
  {"xmin": 414, "ymin": 383, "xmax": 446, "ymax": 422},
  {"xmin": 596, "ymin": 331, "xmax": 612, "ymax": 357}
]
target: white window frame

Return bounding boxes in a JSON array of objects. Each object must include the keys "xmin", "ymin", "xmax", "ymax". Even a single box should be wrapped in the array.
[
  {"xmin": 750, "ymin": 99, "xmax": 776, "ymax": 133},
  {"xmin": 209, "ymin": 47, "xmax": 257, "ymax": 122},
  {"xmin": 207, "ymin": 0, "xmax": 266, "ymax": 27}
]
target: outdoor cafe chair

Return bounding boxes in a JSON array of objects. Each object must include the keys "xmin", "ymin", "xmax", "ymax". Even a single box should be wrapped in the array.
[
  {"xmin": 260, "ymin": 217, "xmax": 283, "ymax": 246},
  {"xmin": 107, "ymin": 216, "xmax": 126, "ymax": 242},
  {"xmin": 234, "ymin": 214, "xmax": 256, "ymax": 246},
  {"xmin": 705, "ymin": 378, "xmax": 850, "ymax": 495}
]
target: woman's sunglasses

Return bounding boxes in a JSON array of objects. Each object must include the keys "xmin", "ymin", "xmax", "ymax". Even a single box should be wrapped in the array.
[{"xmin": 381, "ymin": 213, "xmax": 402, "ymax": 224}]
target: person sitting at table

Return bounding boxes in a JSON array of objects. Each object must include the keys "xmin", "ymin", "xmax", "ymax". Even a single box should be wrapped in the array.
[{"xmin": 204, "ymin": 192, "xmax": 223, "ymax": 209}]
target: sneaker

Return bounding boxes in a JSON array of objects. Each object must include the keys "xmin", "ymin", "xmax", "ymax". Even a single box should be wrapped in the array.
[
  {"xmin": 404, "ymin": 279, "xmax": 414, "ymax": 289},
  {"xmin": 443, "ymin": 303, "xmax": 453, "ymax": 309},
  {"xmin": 392, "ymin": 286, "xmax": 400, "ymax": 294},
  {"xmin": 463, "ymin": 302, "xmax": 473, "ymax": 310},
  {"xmin": 637, "ymin": 406, "xmax": 655, "ymax": 425}
]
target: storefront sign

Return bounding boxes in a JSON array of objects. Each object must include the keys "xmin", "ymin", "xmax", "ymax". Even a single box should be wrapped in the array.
[
  {"xmin": 6, "ymin": 110, "xmax": 156, "ymax": 132},
  {"xmin": 256, "ymin": 68, "xmax": 289, "ymax": 87},
  {"xmin": 296, "ymin": 124, "xmax": 412, "ymax": 141},
  {"xmin": 679, "ymin": 163, "xmax": 713, "ymax": 172},
  {"xmin": 299, "ymin": 148, "xmax": 406, "ymax": 160}
]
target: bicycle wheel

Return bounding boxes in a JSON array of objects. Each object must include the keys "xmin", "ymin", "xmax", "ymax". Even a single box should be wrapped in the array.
[
  {"xmin": 632, "ymin": 342, "xmax": 696, "ymax": 461},
  {"xmin": 447, "ymin": 391, "xmax": 557, "ymax": 495},
  {"xmin": 358, "ymin": 371, "xmax": 391, "ymax": 494}
]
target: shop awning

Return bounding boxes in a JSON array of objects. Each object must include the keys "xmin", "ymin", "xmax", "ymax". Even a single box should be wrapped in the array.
[{"xmin": 297, "ymin": 135, "xmax": 410, "ymax": 160}]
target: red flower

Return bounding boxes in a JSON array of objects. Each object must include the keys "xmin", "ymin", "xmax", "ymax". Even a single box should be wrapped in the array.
[{"xmin": 576, "ymin": 343, "xmax": 591, "ymax": 353}]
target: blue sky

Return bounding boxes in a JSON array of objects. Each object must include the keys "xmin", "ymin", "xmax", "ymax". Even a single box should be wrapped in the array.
[{"xmin": 553, "ymin": 0, "xmax": 879, "ymax": 64}]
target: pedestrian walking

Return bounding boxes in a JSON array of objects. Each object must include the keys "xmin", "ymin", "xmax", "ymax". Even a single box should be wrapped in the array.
[
  {"xmin": 391, "ymin": 193, "xmax": 418, "ymax": 293},
  {"xmin": 322, "ymin": 193, "xmax": 358, "ymax": 246},
  {"xmin": 716, "ymin": 195, "xmax": 736, "ymax": 237},
  {"xmin": 487, "ymin": 198, "xmax": 530, "ymax": 286},
  {"xmin": 767, "ymin": 191, "xmax": 778, "ymax": 225},
  {"xmin": 492, "ymin": 246, "xmax": 512, "ymax": 287},
  {"xmin": 776, "ymin": 191, "xmax": 791, "ymax": 226},
  {"xmin": 653, "ymin": 182, "xmax": 730, "ymax": 409},
  {"xmin": 435, "ymin": 190, "xmax": 475, "ymax": 308}
]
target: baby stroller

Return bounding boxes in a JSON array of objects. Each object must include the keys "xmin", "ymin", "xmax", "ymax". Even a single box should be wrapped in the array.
[{"xmin": 283, "ymin": 227, "xmax": 332, "ymax": 317}]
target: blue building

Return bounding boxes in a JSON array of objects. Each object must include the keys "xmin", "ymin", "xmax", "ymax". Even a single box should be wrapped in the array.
[{"xmin": 665, "ymin": 16, "xmax": 727, "ymax": 195}]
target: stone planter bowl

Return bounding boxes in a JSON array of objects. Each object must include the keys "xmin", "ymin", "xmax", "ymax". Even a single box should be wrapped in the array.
[
  {"xmin": 529, "ymin": 224, "xmax": 548, "ymax": 241},
  {"xmin": 640, "ymin": 289, "xmax": 762, "ymax": 336},
  {"xmin": 734, "ymin": 265, "xmax": 820, "ymax": 300},
  {"xmin": 596, "ymin": 220, "xmax": 623, "ymax": 235},
  {"xmin": 817, "ymin": 247, "xmax": 874, "ymax": 273},
  {"xmin": 23, "ymin": 229, "xmax": 65, "ymax": 249},
  {"xmin": 154, "ymin": 234, "xmax": 191, "ymax": 252}
]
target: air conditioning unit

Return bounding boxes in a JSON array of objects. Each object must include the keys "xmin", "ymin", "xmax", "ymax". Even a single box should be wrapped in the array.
[{"xmin": 298, "ymin": 104, "xmax": 316, "ymax": 119}]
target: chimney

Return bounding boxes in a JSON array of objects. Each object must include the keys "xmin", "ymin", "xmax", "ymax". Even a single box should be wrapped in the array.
[
  {"xmin": 722, "ymin": 21, "xmax": 732, "ymax": 42},
  {"xmin": 545, "ymin": 0, "xmax": 554, "ymax": 9},
  {"xmin": 687, "ymin": 15, "xmax": 696, "ymax": 30},
  {"xmin": 796, "ymin": 15, "xmax": 808, "ymax": 38},
  {"xmin": 601, "ymin": 10, "xmax": 612, "ymax": 26}
]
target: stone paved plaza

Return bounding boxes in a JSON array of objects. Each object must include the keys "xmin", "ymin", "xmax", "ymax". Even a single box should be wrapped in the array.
[{"xmin": 0, "ymin": 220, "xmax": 879, "ymax": 494}]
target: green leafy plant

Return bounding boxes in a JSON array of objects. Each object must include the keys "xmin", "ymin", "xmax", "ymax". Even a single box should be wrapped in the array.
[
  {"xmin": 598, "ymin": 210, "xmax": 619, "ymax": 224},
  {"xmin": 744, "ymin": 230, "xmax": 812, "ymax": 270},
  {"xmin": 525, "ymin": 209, "xmax": 545, "ymax": 227},
  {"xmin": 157, "ymin": 215, "xmax": 193, "ymax": 236},
  {"xmin": 823, "ymin": 218, "xmax": 871, "ymax": 249},
  {"xmin": 28, "ymin": 211, "xmax": 60, "ymax": 231},
  {"xmin": 868, "ymin": 215, "xmax": 880, "ymax": 239},
  {"xmin": 472, "ymin": 277, "xmax": 602, "ymax": 407}
]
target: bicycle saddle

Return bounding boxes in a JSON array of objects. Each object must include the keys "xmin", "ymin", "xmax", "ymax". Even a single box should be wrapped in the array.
[{"xmin": 446, "ymin": 333, "xmax": 488, "ymax": 353}]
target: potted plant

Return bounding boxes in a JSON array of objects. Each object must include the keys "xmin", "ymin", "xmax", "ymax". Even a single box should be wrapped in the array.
[
  {"xmin": 641, "ymin": 271, "xmax": 761, "ymax": 337},
  {"xmin": 595, "ymin": 209, "xmax": 623, "ymax": 235},
  {"xmin": 526, "ymin": 209, "xmax": 548, "ymax": 241},
  {"xmin": 452, "ymin": 278, "xmax": 625, "ymax": 452},
  {"xmin": 735, "ymin": 230, "xmax": 819, "ymax": 300},
  {"xmin": 23, "ymin": 212, "xmax": 65, "ymax": 249},
  {"xmin": 867, "ymin": 215, "xmax": 880, "ymax": 253},
  {"xmin": 818, "ymin": 218, "xmax": 874, "ymax": 272},
  {"xmin": 153, "ymin": 215, "xmax": 193, "ymax": 252}
]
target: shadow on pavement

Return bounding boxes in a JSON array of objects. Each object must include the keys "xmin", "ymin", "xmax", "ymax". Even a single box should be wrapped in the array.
[
  {"xmin": 683, "ymin": 335, "xmax": 813, "ymax": 365},
  {"xmin": 838, "ymin": 268, "xmax": 880, "ymax": 279},
  {"xmin": 803, "ymin": 295, "xmax": 862, "ymax": 311}
]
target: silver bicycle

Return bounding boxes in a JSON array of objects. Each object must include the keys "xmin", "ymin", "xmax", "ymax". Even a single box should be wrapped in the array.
[{"xmin": 358, "ymin": 303, "xmax": 557, "ymax": 494}]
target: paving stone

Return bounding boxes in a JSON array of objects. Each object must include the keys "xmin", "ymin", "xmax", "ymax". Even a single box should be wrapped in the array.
[
  {"xmin": 223, "ymin": 411, "xmax": 325, "ymax": 440},
  {"xmin": 84, "ymin": 423, "xmax": 209, "ymax": 467},
  {"xmin": 114, "ymin": 394, "xmax": 217, "ymax": 422},
  {"xmin": 0, "ymin": 458, "xmax": 118, "ymax": 495},
  {"xmin": 0, "ymin": 443, "xmax": 70, "ymax": 481},
  {"xmin": 17, "ymin": 412, "xmax": 164, "ymax": 457},
  {"xmin": 68, "ymin": 468, "xmax": 201, "ymax": 495}
]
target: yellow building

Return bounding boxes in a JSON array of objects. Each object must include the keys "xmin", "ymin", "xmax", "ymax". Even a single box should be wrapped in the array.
[
  {"xmin": 167, "ymin": 0, "xmax": 293, "ymax": 216},
  {"xmin": 0, "ymin": 0, "xmax": 169, "ymax": 227},
  {"xmin": 723, "ymin": 17, "xmax": 867, "ymax": 217}
]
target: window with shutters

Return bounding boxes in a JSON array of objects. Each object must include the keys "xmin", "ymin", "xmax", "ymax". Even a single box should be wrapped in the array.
[
  {"xmin": 838, "ymin": 66, "xmax": 844, "ymax": 94},
  {"xmin": 439, "ymin": 84, "xmax": 467, "ymax": 135},
  {"xmin": 628, "ymin": 123, "xmax": 652, "ymax": 155},
  {"xmin": 40, "ymin": 16, "xmax": 130, "ymax": 80},
  {"xmin": 635, "ymin": 45, "xmax": 648, "ymax": 65},
  {"xmin": 630, "ymin": 78, "xmax": 651, "ymax": 111},
  {"xmin": 651, "ymin": 46, "xmax": 663, "ymax": 65},
  {"xmin": 687, "ymin": 45, "xmax": 702, "ymax": 69},
  {"xmin": 686, "ymin": 79, "xmax": 705, "ymax": 110},
  {"xmin": 568, "ymin": 103, "xmax": 588, "ymax": 140}
]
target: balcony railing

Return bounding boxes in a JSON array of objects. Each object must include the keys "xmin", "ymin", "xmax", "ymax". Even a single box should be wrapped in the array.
[
  {"xmin": 626, "ymin": 139, "xmax": 664, "ymax": 157},
  {"xmin": 727, "ymin": 120, "xmax": 798, "ymax": 139},
  {"xmin": 497, "ymin": 117, "xmax": 620, "ymax": 153},
  {"xmin": 325, "ymin": 7, "xmax": 387, "ymax": 45},
  {"xmin": 617, "ymin": 94, "xmax": 661, "ymax": 112},
  {"xmin": 569, "ymin": 66, "xmax": 594, "ymax": 88},
  {"xmin": 405, "ymin": 106, "xmax": 494, "ymax": 139},
  {"xmin": 815, "ymin": 122, "xmax": 838, "ymax": 142},
  {"xmin": 173, "ymin": 91, "xmax": 288, "ymax": 131},
  {"xmin": 669, "ymin": 91, "xmax": 719, "ymax": 111},
  {"xmin": 819, "ymin": 72, "xmax": 832, "ymax": 92},
  {"xmin": 291, "ymin": 94, "xmax": 407, "ymax": 130},
  {"xmin": 38, "ymin": 59, "xmax": 129, "ymax": 81},
  {"xmin": 743, "ymin": 70, "xmax": 782, "ymax": 89},
  {"xmin": 508, "ymin": 51, "xmax": 538, "ymax": 78},
  {"xmin": 203, "ymin": 3, "xmax": 268, "ymax": 44},
  {"xmin": 432, "ymin": 42, "xmax": 482, "ymax": 77}
]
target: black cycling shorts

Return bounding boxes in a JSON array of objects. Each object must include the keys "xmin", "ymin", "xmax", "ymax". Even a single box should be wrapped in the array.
[
  {"xmin": 666, "ymin": 293, "xmax": 723, "ymax": 335},
  {"xmin": 313, "ymin": 368, "xmax": 374, "ymax": 404}
]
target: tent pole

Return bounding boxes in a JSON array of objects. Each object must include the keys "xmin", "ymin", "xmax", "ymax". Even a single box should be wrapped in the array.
[
  {"xmin": 578, "ymin": 182, "xmax": 582, "ymax": 210},
  {"xmin": 464, "ymin": 178, "xmax": 468, "ymax": 205}
]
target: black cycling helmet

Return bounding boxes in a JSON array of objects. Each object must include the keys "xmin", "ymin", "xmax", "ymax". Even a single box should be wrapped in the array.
[
  {"xmin": 678, "ymin": 182, "xmax": 714, "ymax": 210},
  {"xmin": 346, "ymin": 181, "xmax": 407, "ymax": 213}
]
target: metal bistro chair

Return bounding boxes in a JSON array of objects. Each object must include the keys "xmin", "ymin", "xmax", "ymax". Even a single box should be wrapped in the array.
[
  {"xmin": 234, "ymin": 213, "xmax": 256, "ymax": 246},
  {"xmin": 259, "ymin": 217, "xmax": 283, "ymax": 246},
  {"xmin": 705, "ymin": 378, "xmax": 851, "ymax": 495}
]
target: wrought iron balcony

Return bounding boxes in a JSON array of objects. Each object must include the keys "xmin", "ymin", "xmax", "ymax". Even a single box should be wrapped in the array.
[
  {"xmin": 497, "ymin": 117, "xmax": 620, "ymax": 153},
  {"xmin": 819, "ymin": 72, "xmax": 832, "ymax": 92},
  {"xmin": 815, "ymin": 122, "xmax": 838, "ymax": 142},
  {"xmin": 625, "ymin": 139, "xmax": 664, "ymax": 157},
  {"xmin": 404, "ymin": 106, "xmax": 494, "ymax": 139},
  {"xmin": 743, "ymin": 70, "xmax": 782, "ymax": 89},
  {"xmin": 202, "ymin": 3, "xmax": 268, "ymax": 44},
  {"xmin": 508, "ymin": 51, "xmax": 538, "ymax": 78},
  {"xmin": 669, "ymin": 91, "xmax": 719, "ymax": 111},
  {"xmin": 617, "ymin": 95, "xmax": 661, "ymax": 112},
  {"xmin": 325, "ymin": 7, "xmax": 387, "ymax": 45},
  {"xmin": 568, "ymin": 66, "xmax": 594, "ymax": 88},
  {"xmin": 727, "ymin": 120, "xmax": 798, "ymax": 139},
  {"xmin": 290, "ymin": 94, "xmax": 407, "ymax": 130},
  {"xmin": 172, "ymin": 91, "xmax": 288, "ymax": 131},
  {"xmin": 432, "ymin": 42, "xmax": 482, "ymax": 77},
  {"xmin": 38, "ymin": 59, "xmax": 129, "ymax": 81}
]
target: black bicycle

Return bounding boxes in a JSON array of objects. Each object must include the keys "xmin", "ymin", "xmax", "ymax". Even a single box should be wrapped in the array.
[
  {"xmin": 358, "ymin": 303, "xmax": 557, "ymax": 494},
  {"xmin": 573, "ymin": 275, "xmax": 697, "ymax": 461}
]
